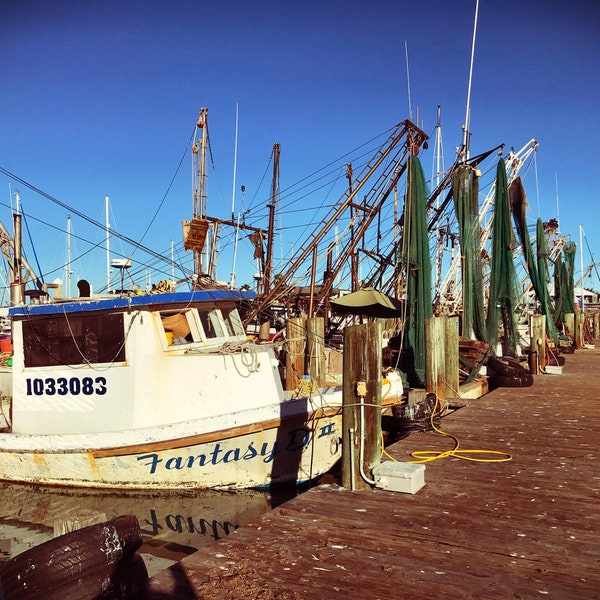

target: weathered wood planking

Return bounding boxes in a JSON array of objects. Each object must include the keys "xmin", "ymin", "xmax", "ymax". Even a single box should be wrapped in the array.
[{"xmin": 148, "ymin": 347, "xmax": 600, "ymax": 599}]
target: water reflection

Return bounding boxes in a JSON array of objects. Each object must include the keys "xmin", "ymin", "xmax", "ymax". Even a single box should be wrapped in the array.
[{"xmin": 0, "ymin": 482, "xmax": 300, "ymax": 566}]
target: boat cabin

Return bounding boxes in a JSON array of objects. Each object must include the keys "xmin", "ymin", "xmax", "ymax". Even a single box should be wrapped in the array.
[{"xmin": 7, "ymin": 289, "xmax": 287, "ymax": 437}]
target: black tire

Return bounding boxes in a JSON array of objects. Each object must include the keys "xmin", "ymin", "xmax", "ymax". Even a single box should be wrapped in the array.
[
  {"xmin": 488, "ymin": 373, "xmax": 534, "ymax": 389},
  {"xmin": 547, "ymin": 355, "xmax": 565, "ymax": 367},
  {"xmin": 0, "ymin": 515, "xmax": 143, "ymax": 600},
  {"xmin": 487, "ymin": 355, "xmax": 529, "ymax": 377}
]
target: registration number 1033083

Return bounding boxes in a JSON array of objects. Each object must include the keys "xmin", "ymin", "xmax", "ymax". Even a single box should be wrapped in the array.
[{"xmin": 25, "ymin": 376, "xmax": 108, "ymax": 396}]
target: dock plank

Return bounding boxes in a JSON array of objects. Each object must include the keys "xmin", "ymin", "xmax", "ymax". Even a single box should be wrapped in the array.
[{"xmin": 148, "ymin": 347, "xmax": 600, "ymax": 599}]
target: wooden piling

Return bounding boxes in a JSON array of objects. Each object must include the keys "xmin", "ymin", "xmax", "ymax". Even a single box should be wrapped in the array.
[
  {"xmin": 341, "ymin": 322, "xmax": 382, "ymax": 491},
  {"xmin": 575, "ymin": 312, "xmax": 585, "ymax": 349},
  {"xmin": 307, "ymin": 317, "xmax": 326, "ymax": 388},
  {"xmin": 564, "ymin": 312, "xmax": 574, "ymax": 339},
  {"xmin": 530, "ymin": 314, "xmax": 546, "ymax": 373},
  {"xmin": 445, "ymin": 316, "xmax": 459, "ymax": 399},
  {"xmin": 425, "ymin": 316, "xmax": 446, "ymax": 402},
  {"xmin": 286, "ymin": 317, "xmax": 306, "ymax": 391}
]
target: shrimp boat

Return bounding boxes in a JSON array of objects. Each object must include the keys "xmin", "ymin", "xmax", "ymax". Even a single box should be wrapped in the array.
[
  {"xmin": 0, "ymin": 286, "xmax": 343, "ymax": 489},
  {"xmin": 0, "ymin": 106, "xmax": 349, "ymax": 490}
]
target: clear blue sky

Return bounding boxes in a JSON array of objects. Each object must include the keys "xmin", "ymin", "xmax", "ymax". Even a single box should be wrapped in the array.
[{"xmin": 1, "ymin": 0, "xmax": 599, "ymax": 298}]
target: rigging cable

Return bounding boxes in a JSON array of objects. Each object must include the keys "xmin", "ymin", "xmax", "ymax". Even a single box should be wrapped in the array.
[
  {"xmin": 0, "ymin": 165, "xmax": 187, "ymax": 275},
  {"xmin": 137, "ymin": 125, "xmax": 196, "ymax": 248},
  {"xmin": 20, "ymin": 210, "xmax": 45, "ymax": 284}
]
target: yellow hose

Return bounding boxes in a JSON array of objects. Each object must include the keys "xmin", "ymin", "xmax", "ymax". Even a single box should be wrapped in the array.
[{"xmin": 384, "ymin": 392, "xmax": 512, "ymax": 464}]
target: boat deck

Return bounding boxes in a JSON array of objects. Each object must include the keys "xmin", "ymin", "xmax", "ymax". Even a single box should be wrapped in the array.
[{"xmin": 147, "ymin": 346, "xmax": 600, "ymax": 599}]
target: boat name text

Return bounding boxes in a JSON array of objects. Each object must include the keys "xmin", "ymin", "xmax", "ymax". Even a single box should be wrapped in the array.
[
  {"xmin": 25, "ymin": 376, "xmax": 108, "ymax": 396},
  {"xmin": 137, "ymin": 427, "xmax": 314, "ymax": 475}
]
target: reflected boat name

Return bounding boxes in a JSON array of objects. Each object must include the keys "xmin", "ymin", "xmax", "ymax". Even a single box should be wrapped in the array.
[{"xmin": 141, "ymin": 508, "xmax": 237, "ymax": 541}]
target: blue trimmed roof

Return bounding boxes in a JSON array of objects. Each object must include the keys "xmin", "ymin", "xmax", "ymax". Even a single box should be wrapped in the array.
[{"xmin": 9, "ymin": 289, "xmax": 256, "ymax": 317}]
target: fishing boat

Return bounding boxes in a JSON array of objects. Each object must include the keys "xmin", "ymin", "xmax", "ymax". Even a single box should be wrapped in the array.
[
  {"xmin": 0, "ymin": 285, "xmax": 344, "ymax": 490},
  {"xmin": 0, "ymin": 106, "xmax": 353, "ymax": 490}
]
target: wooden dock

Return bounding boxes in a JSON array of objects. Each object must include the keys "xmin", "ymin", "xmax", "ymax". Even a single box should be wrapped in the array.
[{"xmin": 147, "ymin": 347, "xmax": 600, "ymax": 599}]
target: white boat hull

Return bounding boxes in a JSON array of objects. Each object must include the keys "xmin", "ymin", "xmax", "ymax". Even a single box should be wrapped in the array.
[{"xmin": 0, "ymin": 409, "xmax": 342, "ymax": 490}]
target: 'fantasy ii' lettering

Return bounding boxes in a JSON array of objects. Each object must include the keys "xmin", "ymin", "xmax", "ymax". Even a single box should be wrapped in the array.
[
  {"xmin": 138, "ymin": 440, "xmax": 278, "ymax": 474},
  {"xmin": 136, "ymin": 427, "xmax": 315, "ymax": 475}
]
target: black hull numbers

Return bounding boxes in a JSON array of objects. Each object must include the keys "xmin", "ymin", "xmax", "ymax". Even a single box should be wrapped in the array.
[{"xmin": 25, "ymin": 376, "xmax": 108, "ymax": 396}]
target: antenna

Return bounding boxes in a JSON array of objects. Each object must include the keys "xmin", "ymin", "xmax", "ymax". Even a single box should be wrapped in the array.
[
  {"xmin": 533, "ymin": 150, "xmax": 541, "ymax": 218},
  {"xmin": 229, "ymin": 103, "xmax": 240, "ymax": 287},
  {"xmin": 554, "ymin": 171, "xmax": 560, "ymax": 227},
  {"xmin": 66, "ymin": 216, "xmax": 72, "ymax": 297},
  {"xmin": 405, "ymin": 41, "xmax": 412, "ymax": 120},
  {"xmin": 231, "ymin": 102, "xmax": 239, "ymax": 220},
  {"xmin": 432, "ymin": 105, "xmax": 444, "ymax": 200},
  {"xmin": 462, "ymin": 0, "xmax": 480, "ymax": 160}
]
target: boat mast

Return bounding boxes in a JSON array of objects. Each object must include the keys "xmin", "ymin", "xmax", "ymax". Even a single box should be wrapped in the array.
[
  {"xmin": 10, "ymin": 191, "xmax": 24, "ymax": 305},
  {"xmin": 462, "ymin": 0, "xmax": 479, "ymax": 161},
  {"xmin": 182, "ymin": 108, "xmax": 211, "ymax": 284},
  {"xmin": 554, "ymin": 171, "xmax": 561, "ymax": 230},
  {"xmin": 230, "ymin": 213, "xmax": 240, "ymax": 289},
  {"xmin": 229, "ymin": 103, "xmax": 240, "ymax": 288},
  {"xmin": 2, "ymin": 191, "xmax": 44, "ymax": 302},
  {"xmin": 346, "ymin": 163, "xmax": 359, "ymax": 292},
  {"xmin": 433, "ymin": 106, "xmax": 444, "ymax": 195},
  {"xmin": 105, "ymin": 195, "xmax": 111, "ymax": 292},
  {"xmin": 66, "ymin": 216, "xmax": 72, "ymax": 297},
  {"xmin": 432, "ymin": 106, "xmax": 445, "ymax": 306},
  {"xmin": 193, "ymin": 109, "xmax": 208, "ymax": 277},
  {"xmin": 230, "ymin": 103, "xmax": 239, "ymax": 221},
  {"xmin": 264, "ymin": 142, "xmax": 280, "ymax": 295},
  {"xmin": 580, "ymin": 225, "xmax": 585, "ymax": 312}
]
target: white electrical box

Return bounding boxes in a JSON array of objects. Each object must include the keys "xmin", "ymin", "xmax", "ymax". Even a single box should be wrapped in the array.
[{"xmin": 372, "ymin": 461, "xmax": 425, "ymax": 494}]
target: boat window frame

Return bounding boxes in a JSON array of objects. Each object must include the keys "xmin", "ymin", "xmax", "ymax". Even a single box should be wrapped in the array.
[
  {"xmin": 197, "ymin": 307, "xmax": 226, "ymax": 340},
  {"xmin": 155, "ymin": 304, "xmax": 246, "ymax": 351},
  {"xmin": 157, "ymin": 308, "xmax": 202, "ymax": 350},
  {"xmin": 222, "ymin": 306, "xmax": 245, "ymax": 337},
  {"xmin": 20, "ymin": 311, "xmax": 127, "ymax": 368}
]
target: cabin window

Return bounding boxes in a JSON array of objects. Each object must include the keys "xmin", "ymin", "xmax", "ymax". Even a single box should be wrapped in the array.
[
  {"xmin": 22, "ymin": 313, "xmax": 126, "ymax": 367},
  {"xmin": 158, "ymin": 306, "xmax": 244, "ymax": 348},
  {"xmin": 160, "ymin": 309, "xmax": 199, "ymax": 345},
  {"xmin": 222, "ymin": 308, "xmax": 245, "ymax": 336},
  {"xmin": 197, "ymin": 309, "xmax": 225, "ymax": 340}
]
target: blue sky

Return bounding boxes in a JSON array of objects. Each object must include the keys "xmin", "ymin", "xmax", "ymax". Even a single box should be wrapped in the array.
[{"xmin": 1, "ymin": 0, "xmax": 599, "ymax": 298}]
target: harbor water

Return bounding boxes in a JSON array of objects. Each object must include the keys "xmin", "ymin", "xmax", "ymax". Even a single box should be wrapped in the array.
[{"xmin": 0, "ymin": 481, "xmax": 300, "ymax": 575}]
